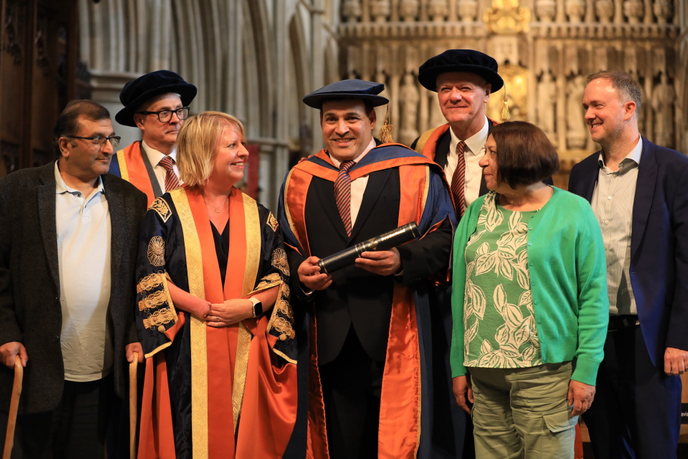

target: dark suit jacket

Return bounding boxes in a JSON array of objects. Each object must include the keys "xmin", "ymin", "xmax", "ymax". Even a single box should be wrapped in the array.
[
  {"xmin": 0, "ymin": 162, "xmax": 147, "ymax": 414},
  {"xmin": 288, "ymin": 167, "xmax": 452, "ymax": 364},
  {"xmin": 411, "ymin": 122, "xmax": 495, "ymax": 208},
  {"xmin": 568, "ymin": 137, "xmax": 688, "ymax": 366}
]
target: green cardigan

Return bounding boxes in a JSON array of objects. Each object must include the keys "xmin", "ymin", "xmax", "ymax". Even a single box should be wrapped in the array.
[{"xmin": 451, "ymin": 188, "xmax": 609, "ymax": 386}]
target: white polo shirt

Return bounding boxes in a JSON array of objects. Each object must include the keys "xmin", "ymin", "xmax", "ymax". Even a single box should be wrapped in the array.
[{"xmin": 54, "ymin": 162, "xmax": 113, "ymax": 382}]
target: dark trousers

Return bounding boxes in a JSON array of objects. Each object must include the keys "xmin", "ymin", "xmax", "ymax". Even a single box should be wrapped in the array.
[
  {"xmin": 319, "ymin": 327, "xmax": 385, "ymax": 459},
  {"xmin": 0, "ymin": 375, "xmax": 115, "ymax": 459},
  {"xmin": 583, "ymin": 325, "xmax": 682, "ymax": 459}
]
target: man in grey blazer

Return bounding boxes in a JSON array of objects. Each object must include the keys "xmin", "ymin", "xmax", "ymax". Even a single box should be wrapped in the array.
[{"xmin": 0, "ymin": 100, "xmax": 147, "ymax": 457}]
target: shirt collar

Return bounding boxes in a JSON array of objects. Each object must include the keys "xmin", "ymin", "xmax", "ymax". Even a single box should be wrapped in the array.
[
  {"xmin": 142, "ymin": 140, "xmax": 177, "ymax": 167},
  {"xmin": 449, "ymin": 116, "xmax": 490, "ymax": 157},
  {"xmin": 597, "ymin": 136, "xmax": 643, "ymax": 170},
  {"xmin": 54, "ymin": 160, "xmax": 104, "ymax": 195},
  {"xmin": 329, "ymin": 137, "xmax": 376, "ymax": 169}
]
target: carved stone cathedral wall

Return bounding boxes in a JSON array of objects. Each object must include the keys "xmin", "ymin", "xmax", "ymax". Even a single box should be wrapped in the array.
[
  {"xmin": 337, "ymin": 0, "xmax": 687, "ymax": 186},
  {"xmin": 74, "ymin": 0, "xmax": 687, "ymax": 200},
  {"xmin": 78, "ymin": 0, "xmax": 339, "ymax": 209}
]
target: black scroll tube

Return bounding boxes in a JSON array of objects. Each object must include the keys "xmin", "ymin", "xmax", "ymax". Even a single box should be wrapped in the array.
[{"xmin": 317, "ymin": 222, "xmax": 421, "ymax": 275}]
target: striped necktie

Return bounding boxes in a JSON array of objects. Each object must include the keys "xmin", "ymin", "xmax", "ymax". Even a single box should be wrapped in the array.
[
  {"xmin": 334, "ymin": 160, "xmax": 356, "ymax": 236},
  {"xmin": 451, "ymin": 141, "xmax": 467, "ymax": 217},
  {"xmin": 159, "ymin": 156, "xmax": 181, "ymax": 192}
]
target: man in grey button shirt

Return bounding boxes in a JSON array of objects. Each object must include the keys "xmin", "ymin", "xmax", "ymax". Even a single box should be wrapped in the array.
[
  {"xmin": 0, "ymin": 100, "xmax": 147, "ymax": 457},
  {"xmin": 569, "ymin": 70, "xmax": 688, "ymax": 459}
]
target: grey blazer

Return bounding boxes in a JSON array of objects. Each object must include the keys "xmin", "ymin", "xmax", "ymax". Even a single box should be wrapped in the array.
[{"xmin": 0, "ymin": 162, "xmax": 147, "ymax": 414}]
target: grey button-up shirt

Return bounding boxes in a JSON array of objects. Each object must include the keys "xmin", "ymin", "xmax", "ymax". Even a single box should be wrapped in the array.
[{"xmin": 591, "ymin": 137, "xmax": 642, "ymax": 316}]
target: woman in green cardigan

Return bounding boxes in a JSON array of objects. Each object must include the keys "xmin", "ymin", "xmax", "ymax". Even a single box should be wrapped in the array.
[{"xmin": 451, "ymin": 121, "xmax": 608, "ymax": 458}]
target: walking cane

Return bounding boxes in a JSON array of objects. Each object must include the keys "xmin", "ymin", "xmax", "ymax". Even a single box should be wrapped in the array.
[
  {"xmin": 2, "ymin": 355, "xmax": 23, "ymax": 459},
  {"xmin": 129, "ymin": 352, "xmax": 138, "ymax": 459}
]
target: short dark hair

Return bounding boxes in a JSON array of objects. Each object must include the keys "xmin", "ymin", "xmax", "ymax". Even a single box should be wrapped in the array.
[
  {"xmin": 53, "ymin": 100, "xmax": 111, "ymax": 156},
  {"xmin": 489, "ymin": 121, "xmax": 559, "ymax": 189},
  {"xmin": 586, "ymin": 70, "xmax": 642, "ymax": 112}
]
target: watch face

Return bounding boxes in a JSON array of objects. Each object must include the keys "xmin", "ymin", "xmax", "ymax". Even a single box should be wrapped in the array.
[{"xmin": 253, "ymin": 299, "xmax": 263, "ymax": 317}]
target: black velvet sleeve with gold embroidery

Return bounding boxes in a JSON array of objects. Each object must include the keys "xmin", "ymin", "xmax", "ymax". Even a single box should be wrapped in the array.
[
  {"xmin": 256, "ymin": 205, "xmax": 297, "ymax": 363},
  {"xmin": 134, "ymin": 195, "xmax": 188, "ymax": 356},
  {"xmin": 134, "ymin": 196, "xmax": 296, "ymax": 362}
]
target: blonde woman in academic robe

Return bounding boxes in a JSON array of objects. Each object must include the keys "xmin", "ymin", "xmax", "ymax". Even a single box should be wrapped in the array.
[{"xmin": 135, "ymin": 111, "xmax": 297, "ymax": 458}]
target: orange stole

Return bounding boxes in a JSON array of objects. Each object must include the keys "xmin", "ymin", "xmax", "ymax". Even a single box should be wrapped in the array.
[
  {"xmin": 116, "ymin": 142, "xmax": 157, "ymax": 205},
  {"xmin": 418, "ymin": 123, "xmax": 451, "ymax": 163},
  {"xmin": 138, "ymin": 352, "xmax": 177, "ymax": 459},
  {"xmin": 284, "ymin": 151, "xmax": 437, "ymax": 458},
  {"xmin": 138, "ymin": 187, "xmax": 296, "ymax": 458},
  {"xmin": 575, "ymin": 423, "xmax": 584, "ymax": 459}
]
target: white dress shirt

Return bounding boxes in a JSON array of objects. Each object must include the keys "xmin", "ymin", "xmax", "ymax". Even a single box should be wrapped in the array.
[
  {"xmin": 329, "ymin": 138, "xmax": 376, "ymax": 227},
  {"xmin": 446, "ymin": 117, "xmax": 490, "ymax": 206},
  {"xmin": 141, "ymin": 140, "xmax": 183, "ymax": 191}
]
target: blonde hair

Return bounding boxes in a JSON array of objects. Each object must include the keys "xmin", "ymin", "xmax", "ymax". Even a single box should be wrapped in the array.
[{"xmin": 176, "ymin": 111, "xmax": 246, "ymax": 186}]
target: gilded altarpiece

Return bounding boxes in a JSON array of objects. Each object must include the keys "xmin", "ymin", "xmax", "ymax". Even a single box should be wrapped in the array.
[{"xmin": 337, "ymin": 0, "xmax": 686, "ymax": 187}]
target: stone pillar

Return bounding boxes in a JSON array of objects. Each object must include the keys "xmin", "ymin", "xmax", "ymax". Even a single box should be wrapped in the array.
[{"xmin": 89, "ymin": 71, "xmax": 143, "ymax": 148}]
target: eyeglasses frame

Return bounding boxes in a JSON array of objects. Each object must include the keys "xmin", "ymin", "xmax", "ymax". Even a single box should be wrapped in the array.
[
  {"xmin": 63, "ymin": 135, "xmax": 122, "ymax": 148},
  {"xmin": 137, "ymin": 106, "xmax": 190, "ymax": 123}
]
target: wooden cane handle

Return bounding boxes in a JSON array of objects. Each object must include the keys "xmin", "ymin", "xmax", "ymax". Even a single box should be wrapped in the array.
[
  {"xmin": 2, "ymin": 355, "xmax": 23, "ymax": 459},
  {"xmin": 129, "ymin": 352, "xmax": 138, "ymax": 459}
]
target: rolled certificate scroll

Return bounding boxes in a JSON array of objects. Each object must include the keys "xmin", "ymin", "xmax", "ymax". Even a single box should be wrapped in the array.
[{"xmin": 318, "ymin": 222, "xmax": 421, "ymax": 274}]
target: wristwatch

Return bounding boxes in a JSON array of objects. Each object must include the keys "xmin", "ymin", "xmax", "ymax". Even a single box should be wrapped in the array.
[{"xmin": 249, "ymin": 297, "xmax": 263, "ymax": 318}]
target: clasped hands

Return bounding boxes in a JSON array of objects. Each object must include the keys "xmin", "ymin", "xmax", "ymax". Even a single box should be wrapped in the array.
[
  {"xmin": 203, "ymin": 298, "xmax": 253, "ymax": 328},
  {"xmin": 297, "ymin": 249, "xmax": 402, "ymax": 292}
]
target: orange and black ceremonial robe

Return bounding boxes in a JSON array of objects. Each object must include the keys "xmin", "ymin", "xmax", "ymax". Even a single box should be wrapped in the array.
[
  {"xmin": 110, "ymin": 141, "xmax": 162, "ymax": 206},
  {"xmin": 135, "ymin": 186, "xmax": 297, "ymax": 459},
  {"xmin": 278, "ymin": 144, "xmax": 457, "ymax": 458}
]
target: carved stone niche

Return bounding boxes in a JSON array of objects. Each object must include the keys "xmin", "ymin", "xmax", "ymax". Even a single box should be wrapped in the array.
[
  {"xmin": 427, "ymin": 0, "xmax": 448, "ymax": 22},
  {"xmin": 342, "ymin": 0, "xmax": 362, "ymax": 22},
  {"xmin": 399, "ymin": 0, "xmax": 419, "ymax": 22},
  {"xmin": 623, "ymin": 0, "xmax": 644, "ymax": 24},
  {"xmin": 370, "ymin": 0, "xmax": 391, "ymax": 22},
  {"xmin": 535, "ymin": 0, "xmax": 557, "ymax": 22},
  {"xmin": 458, "ymin": 0, "xmax": 479, "ymax": 22},
  {"xmin": 565, "ymin": 0, "xmax": 586, "ymax": 23},
  {"xmin": 565, "ymin": 75, "xmax": 588, "ymax": 150},
  {"xmin": 399, "ymin": 73, "xmax": 421, "ymax": 146},
  {"xmin": 653, "ymin": 0, "xmax": 673, "ymax": 25},
  {"xmin": 595, "ymin": 0, "xmax": 614, "ymax": 23},
  {"xmin": 651, "ymin": 72, "xmax": 675, "ymax": 148}
]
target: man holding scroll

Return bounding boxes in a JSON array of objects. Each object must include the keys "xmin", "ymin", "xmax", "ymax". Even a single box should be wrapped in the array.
[{"xmin": 277, "ymin": 79, "xmax": 456, "ymax": 458}]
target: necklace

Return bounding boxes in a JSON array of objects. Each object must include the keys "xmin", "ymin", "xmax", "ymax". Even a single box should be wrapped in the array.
[{"xmin": 203, "ymin": 196, "xmax": 229, "ymax": 213}]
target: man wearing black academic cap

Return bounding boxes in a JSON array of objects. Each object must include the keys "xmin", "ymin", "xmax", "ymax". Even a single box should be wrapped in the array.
[
  {"xmin": 413, "ymin": 49, "xmax": 504, "ymax": 222},
  {"xmin": 109, "ymin": 70, "xmax": 197, "ymax": 205},
  {"xmin": 277, "ymin": 80, "xmax": 455, "ymax": 459},
  {"xmin": 410, "ymin": 49, "xmax": 507, "ymax": 459}
]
